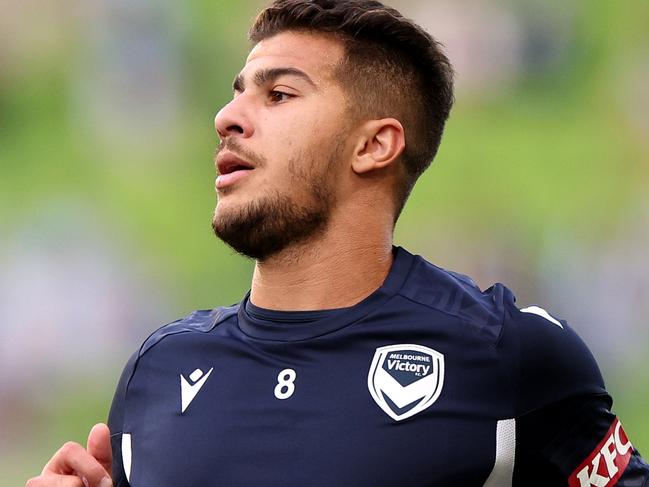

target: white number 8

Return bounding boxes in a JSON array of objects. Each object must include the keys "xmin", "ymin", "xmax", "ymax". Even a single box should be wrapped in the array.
[{"xmin": 274, "ymin": 368, "xmax": 296, "ymax": 400}]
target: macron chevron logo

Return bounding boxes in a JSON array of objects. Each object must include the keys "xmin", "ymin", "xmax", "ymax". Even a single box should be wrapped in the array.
[{"xmin": 180, "ymin": 367, "xmax": 213, "ymax": 413}]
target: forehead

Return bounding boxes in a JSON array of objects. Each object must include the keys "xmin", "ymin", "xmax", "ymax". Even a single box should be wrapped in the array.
[{"xmin": 244, "ymin": 31, "xmax": 345, "ymax": 82}]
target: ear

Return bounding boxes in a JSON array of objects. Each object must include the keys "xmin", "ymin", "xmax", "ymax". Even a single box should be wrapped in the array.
[{"xmin": 351, "ymin": 118, "xmax": 405, "ymax": 175}]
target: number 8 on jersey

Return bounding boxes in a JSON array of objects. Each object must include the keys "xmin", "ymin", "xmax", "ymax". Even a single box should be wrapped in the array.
[{"xmin": 274, "ymin": 368, "xmax": 297, "ymax": 400}]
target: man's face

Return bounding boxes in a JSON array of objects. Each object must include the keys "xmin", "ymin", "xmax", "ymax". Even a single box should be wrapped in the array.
[{"xmin": 212, "ymin": 31, "xmax": 350, "ymax": 261}]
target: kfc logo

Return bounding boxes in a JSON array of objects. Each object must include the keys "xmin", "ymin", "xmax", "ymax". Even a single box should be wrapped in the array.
[{"xmin": 569, "ymin": 419, "xmax": 633, "ymax": 487}]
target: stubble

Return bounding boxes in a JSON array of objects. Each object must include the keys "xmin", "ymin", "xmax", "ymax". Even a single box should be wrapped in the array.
[{"xmin": 212, "ymin": 138, "xmax": 343, "ymax": 261}]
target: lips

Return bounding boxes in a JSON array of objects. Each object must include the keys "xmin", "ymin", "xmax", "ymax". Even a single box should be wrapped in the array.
[
  {"xmin": 217, "ymin": 153, "xmax": 254, "ymax": 175},
  {"xmin": 216, "ymin": 152, "xmax": 254, "ymax": 190}
]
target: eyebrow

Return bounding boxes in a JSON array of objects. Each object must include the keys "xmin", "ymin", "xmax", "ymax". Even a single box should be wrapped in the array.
[{"xmin": 232, "ymin": 67, "xmax": 317, "ymax": 92}]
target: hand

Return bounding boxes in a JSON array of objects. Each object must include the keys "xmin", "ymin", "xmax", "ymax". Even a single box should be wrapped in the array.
[{"xmin": 26, "ymin": 423, "xmax": 113, "ymax": 487}]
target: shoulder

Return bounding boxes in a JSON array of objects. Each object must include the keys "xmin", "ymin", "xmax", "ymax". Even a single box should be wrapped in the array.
[
  {"xmin": 138, "ymin": 305, "xmax": 238, "ymax": 357},
  {"xmin": 113, "ymin": 305, "xmax": 238, "ymax": 400},
  {"xmin": 498, "ymin": 301, "xmax": 607, "ymax": 415},
  {"xmin": 398, "ymin": 249, "xmax": 606, "ymax": 413},
  {"xmin": 397, "ymin": 249, "xmax": 515, "ymax": 342},
  {"xmin": 108, "ymin": 304, "xmax": 238, "ymax": 427}
]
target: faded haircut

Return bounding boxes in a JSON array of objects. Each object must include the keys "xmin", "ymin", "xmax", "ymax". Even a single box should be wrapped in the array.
[{"xmin": 249, "ymin": 0, "xmax": 454, "ymax": 219}]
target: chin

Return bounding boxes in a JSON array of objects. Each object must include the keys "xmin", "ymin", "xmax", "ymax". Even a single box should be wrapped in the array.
[
  {"xmin": 212, "ymin": 193, "xmax": 258, "ymax": 231},
  {"xmin": 215, "ymin": 192, "xmax": 248, "ymax": 214},
  {"xmin": 212, "ymin": 204, "xmax": 234, "ymax": 230}
]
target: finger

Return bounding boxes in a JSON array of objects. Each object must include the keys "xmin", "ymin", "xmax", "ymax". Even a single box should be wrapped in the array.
[
  {"xmin": 26, "ymin": 473, "xmax": 85, "ymax": 487},
  {"xmin": 42, "ymin": 442, "xmax": 112, "ymax": 487},
  {"xmin": 86, "ymin": 423, "xmax": 112, "ymax": 476}
]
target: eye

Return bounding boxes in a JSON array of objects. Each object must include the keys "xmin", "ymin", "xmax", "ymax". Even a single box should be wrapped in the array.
[{"xmin": 268, "ymin": 90, "xmax": 293, "ymax": 103}]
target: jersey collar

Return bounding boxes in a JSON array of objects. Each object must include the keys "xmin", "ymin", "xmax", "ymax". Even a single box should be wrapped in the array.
[{"xmin": 236, "ymin": 246, "xmax": 415, "ymax": 341}]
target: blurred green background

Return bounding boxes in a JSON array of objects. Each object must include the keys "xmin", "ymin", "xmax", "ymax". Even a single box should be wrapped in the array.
[{"xmin": 1, "ymin": 0, "xmax": 648, "ymax": 484}]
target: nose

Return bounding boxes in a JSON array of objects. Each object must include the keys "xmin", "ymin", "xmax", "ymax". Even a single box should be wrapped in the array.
[{"xmin": 214, "ymin": 96, "xmax": 254, "ymax": 140}]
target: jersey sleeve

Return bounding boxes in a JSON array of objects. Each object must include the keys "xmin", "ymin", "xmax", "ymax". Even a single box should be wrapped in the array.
[
  {"xmin": 514, "ymin": 394, "xmax": 649, "ymax": 486},
  {"xmin": 501, "ymin": 304, "xmax": 649, "ymax": 486},
  {"xmin": 503, "ymin": 305, "xmax": 607, "ymax": 412},
  {"xmin": 107, "ymin": 351, "xmax": 138, "ymax": 487}
]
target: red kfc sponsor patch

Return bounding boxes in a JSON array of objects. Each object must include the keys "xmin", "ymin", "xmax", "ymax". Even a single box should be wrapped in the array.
[{"xmin": 569, "ymin": 419, "xmax": 633, "ymax": 487}]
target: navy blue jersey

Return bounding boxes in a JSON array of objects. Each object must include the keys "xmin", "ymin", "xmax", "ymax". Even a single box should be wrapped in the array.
[{"xmin": 108, "ymin": 247, "xmax": 648, "ymax": 486}]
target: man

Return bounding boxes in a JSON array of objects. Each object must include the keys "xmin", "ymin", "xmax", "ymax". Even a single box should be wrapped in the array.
[{"xmin": 28, "ymin": 1, "xmax": 649, "ymax": 486}]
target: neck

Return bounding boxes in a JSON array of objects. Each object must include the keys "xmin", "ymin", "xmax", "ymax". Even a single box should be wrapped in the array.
[{"xmin": 250, "ymin": 221, "xmax": 394, "ymax": 311}]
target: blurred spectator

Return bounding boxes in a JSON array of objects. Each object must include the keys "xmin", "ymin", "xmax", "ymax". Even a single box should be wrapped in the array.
[
  {"xmin": 402, "ymin": 0, "xmax": 576, "ymax": 98},
  {"xmin": 0, "ymin": 0, "xmax": 77, "ymax": 83},
  {"xmin": 616, "ymin": 46, "xmax": 649, "ymax": 145},
  {"xmin": 71, "ymin": 0, "xmax": 184, "ymax": 150},
  {"xmin": 0, "ymin": 200, "xmax": 171, "ymax": 406},
  {"xmin": 538, "ymin": 198, "xmax": 649, "ymax": 368}
]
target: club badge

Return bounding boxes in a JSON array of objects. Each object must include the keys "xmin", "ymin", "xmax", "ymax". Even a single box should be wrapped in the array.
[{"xmin": 367, "ymin": 344, "xmax": 445, "ymax": 421}]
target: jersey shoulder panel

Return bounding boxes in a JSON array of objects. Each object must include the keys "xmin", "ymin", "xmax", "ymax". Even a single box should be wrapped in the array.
[
  {"xmin": 398, "ymin": 253, "xmax": 514, "ymax": 343},
  {"xmin": 140, "ymin": 305, "xmax": 238, "ymax": 356},
  {"xmin": 107, "ymin": 305, "xmax": 238, "ymax": 485},
  {"xmin": 397, "ymin": 251, "xmax": 606, "ymax": 413},
  {"xmin": 107, "ymin": 305, "xmax": 237, "ymax": 429},
  {"xmin": 497, "ymin": 300, "xmax": 607, "ymax": 416}
]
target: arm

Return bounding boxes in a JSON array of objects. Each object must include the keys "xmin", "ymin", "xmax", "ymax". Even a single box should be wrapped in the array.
[
  {"xmin": 515, "ymin": 394, "xmax": 649, "ymax": 486},
  {"xmin": 504, "ymin": 305, "xmax": 649, "ymax": 486}
]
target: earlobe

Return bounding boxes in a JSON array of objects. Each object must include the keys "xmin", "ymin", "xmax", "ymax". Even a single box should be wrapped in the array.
[{"xmin": 351, "ymin": 118, "xmax": 405, "ymax": 175}]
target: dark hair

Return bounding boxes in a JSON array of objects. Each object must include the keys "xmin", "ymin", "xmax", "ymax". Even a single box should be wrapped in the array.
[{"xmin": 249, "ymin": 0, "xmax": 454, "ymax": 219}]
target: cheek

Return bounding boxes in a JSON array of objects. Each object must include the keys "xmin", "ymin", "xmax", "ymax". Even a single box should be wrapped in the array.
[{"xmin": 257, "ymin": 102, "xmax": 345, "ymax": 181}]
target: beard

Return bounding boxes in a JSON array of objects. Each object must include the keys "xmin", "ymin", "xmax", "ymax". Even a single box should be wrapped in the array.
[{"xmin": 211, "ymin": 140, "xmax": 342, "ymax": 262}]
